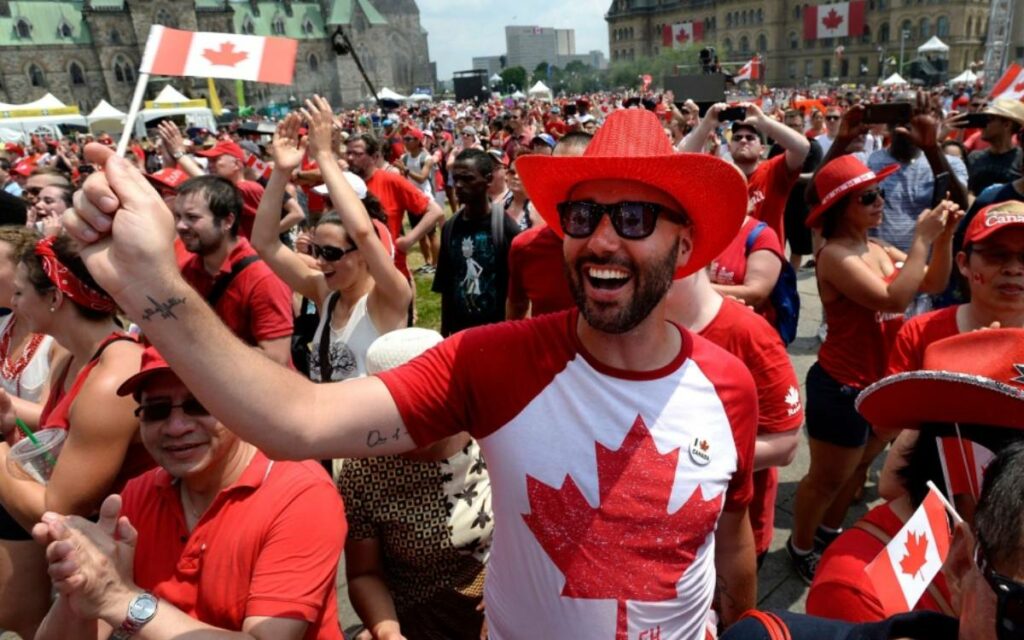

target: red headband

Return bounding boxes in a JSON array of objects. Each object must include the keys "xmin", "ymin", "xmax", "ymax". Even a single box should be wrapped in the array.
[{"xmin": 34, "ymin": 237, "xmax": 116, "ymax": 314}]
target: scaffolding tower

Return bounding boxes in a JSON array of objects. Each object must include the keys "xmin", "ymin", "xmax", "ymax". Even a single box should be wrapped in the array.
[{"xmin": 982, "ymin": 0, "xmax": 1015, "ymax": 92}]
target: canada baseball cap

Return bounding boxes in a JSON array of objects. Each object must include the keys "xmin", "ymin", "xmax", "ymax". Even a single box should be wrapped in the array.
[
  {"xmin": 117, "ymin": 346, "xmax": 174, "ymax": 399},
  {"xmin": 194, "ymin": 140, "xmax": 244, "ymax": 161},
  {"xmin": 964, "ymin": 200, "xmax": 1024, "ymax": 247}
]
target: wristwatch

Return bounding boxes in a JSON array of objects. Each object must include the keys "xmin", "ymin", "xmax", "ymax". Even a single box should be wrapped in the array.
[
  {"xmin": 171, "ymin": 150, "xmax": 185, "ymax": 160},
  {"xmin": 109, "ymin": 591, "xmax": 158, "ymax": 639}
]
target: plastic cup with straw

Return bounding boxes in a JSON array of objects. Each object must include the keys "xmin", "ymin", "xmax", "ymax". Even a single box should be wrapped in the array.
[{"xmin": 8, "ymin": 419, "xmax": 64, "ymax": 484}]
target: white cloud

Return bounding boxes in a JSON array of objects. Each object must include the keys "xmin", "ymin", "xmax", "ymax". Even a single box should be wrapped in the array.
[{"xmin": 419, "ymin": 0, "xmax": 610, "ymax": 79}]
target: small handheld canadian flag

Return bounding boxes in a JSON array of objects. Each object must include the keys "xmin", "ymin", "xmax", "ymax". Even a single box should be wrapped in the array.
[
  {"xmin": 990, "ymin": 63, "xmax": 1024, "ymax": 102},
  {"xmin": 734, "ymin": 55, "xmax": 762, "ymax": 82},
  {"xmin": 864, "ymin": 485, "xmax": 956, "ymax": 617},
  {"xmin": 140, "ymin": 26, "xmax": 298, "ymax": 85}
]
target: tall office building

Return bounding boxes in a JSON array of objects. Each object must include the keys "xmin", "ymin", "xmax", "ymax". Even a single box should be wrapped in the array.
[{"xmin": 506, "ymin": 25, "xmax": 575, "ymax": 71}]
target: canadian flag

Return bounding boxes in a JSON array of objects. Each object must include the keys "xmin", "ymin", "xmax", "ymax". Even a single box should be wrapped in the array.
[
  {"xmin": 662, "ymin": 21, "xmax": 703, "ymax": 49},
  {"xmin": 803, "ymin": 1, "xmax": 866, "ymax": 40},
  {"xmin": 864, "ymin": 486, "xmax": 952, "ymax": 617},
  {"xmin": 140, "ymin": 26, "xmax": 298, "ymax": 85},
  {"xmin": 990, "ymin": 63, "xmax": 1024, "ymax": 102},
  {"xmin": 734, "ymin": 55, "xmax": 762, "ymax": 82},
  {"xmin": 936, "ymin": 436, "xmax": 995, "ymax": 501},
  {"xmin": 242, "ymin": 150, "xmax": 273, "ymax": 181}
]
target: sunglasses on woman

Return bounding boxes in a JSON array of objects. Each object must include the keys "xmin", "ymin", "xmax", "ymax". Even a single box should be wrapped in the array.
[
  {"xmin": 309, "ymin": 243, "xmax": 359, "ymax": 261},
  {"xmin": 857, "ymin": 188, "xmax": 885, "ymax": 206},
  {"xmin": 976, "ymin": 538, "xmax": 1024, "ymax": 640},
  {"xmin": 135, "ymin": 397, "xmax": 209, "ymax": 422},
  {"xmin": 556, "ymin": 201, "xmax": 689, "ymax": 240}
]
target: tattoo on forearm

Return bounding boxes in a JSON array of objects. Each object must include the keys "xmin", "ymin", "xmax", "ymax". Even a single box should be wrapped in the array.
[
  {"xmin": 366, "ymin": 428, "xmax": 405, "ymax": 449},
  {"xmin": 141, "ymin": 295, "xmax": 186, "ymax": 321}
]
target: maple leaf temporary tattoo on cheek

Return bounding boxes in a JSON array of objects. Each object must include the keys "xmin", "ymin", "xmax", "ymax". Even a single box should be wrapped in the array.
[{"xmin": 522, "ymin": 415, "xmax": 723, "ymax": 640}]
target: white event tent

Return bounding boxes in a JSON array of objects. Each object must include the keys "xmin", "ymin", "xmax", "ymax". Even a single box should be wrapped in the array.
[
  {"xmin": 528, "ymin": 81, "xmax": 553, "ymax": 101},
  {"xmin": 0, "ymin": 93, "xmax": 87, "ymax": 135},
  {"xmin": 86, "ymin": 100, "xmax": 127, "ymax": 135},
  {"xmin": 133, "ymin": 85, "xmax": 216, "ymax": 138}
]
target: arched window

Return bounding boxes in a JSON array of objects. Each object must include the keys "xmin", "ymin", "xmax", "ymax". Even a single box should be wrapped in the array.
[
  {"xmin": 795, "ymin": 5, "xmax": 802, "ymax": 18},
  {"xmin": 757, "ymin": 8, "xmax": 763, "ymax": 23},
  {"xmin": 110, "ymin": 29, "xmax": 121, "ymax": 44},
  {"xmin": 113, "ymin": 55, "xmax": 134, "ymax": 83},
  {"xmin": 723, "ymin": 37, "xmax": 733, "ymax": 54},
  {"xmin": 16, "ymin": 19, "xmax": 31, "ymax": 39},
  {"xmin": 114, "ymin": 64, "xmax": 124, "ymax": 83},
  {"xmin": 936, "ymin": 16, "xmax": 950, "ymax": 37},
  {"xmin": 861, "ymin": 23, "xmax": 872, "ymax": 43},
  {"xmin": 272, "ymin": 16, "xmax": 285, "ymax": 35},
  {"xmin": 741, "ymin": 11, "xmax": 747, "ymax": 25},
  {"xmin": 302, "ymin": 19, "xmax": 315, "ymax": 35},
  {"xmin": 739, "ymin": 35, "xmax": 749, "ymax": 53},
  {"xmin": 726, "ymin": 13, "xmax": 733, "ymax": 27},
  {"xmin": 879, "ymin": 21, "xmax": 890, "ymax": 42},
  {"xmin": 966, "ymin": 16, "xmax": 973, "ymax": 38},
  {"xmin": 241, "ymin": 15, "xmax": 255, "ymax": 35},
  {"xmin": 308, "ymin": 54, "xmax": 319, "ymax": 72},
  {"xmin": 28, "ymin": 64, "xmax": 45, "ymax": 87},
  {"xmin": 789, "ymin": 31, "xmax": 799, "ymax": 49},
  {"xmin": 919, "ymin": 17, "xmax": 930, "ymax": 38},
  {"xmin": 900, "ymin": 19, "xmax": 913, "ymax": 39},
  {"xmin": 58, "ymin": 21, "xmax": 72, "ymax": 38},
  {"xmin": 69, "ymin": 62, "xmax": 85, "ymax": 85},
  {"xmin": 155, "ymin": 9, "xmax": 175, "ymax": 28},
  {"xmin": 757, "ymin": 33, "xmax": 767, "ymax": 51}
]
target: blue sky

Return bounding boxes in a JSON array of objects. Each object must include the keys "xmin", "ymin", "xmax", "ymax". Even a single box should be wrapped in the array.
[{"xmin": 419, "ymin": 0, "xmax": 611, "ymax": 80}]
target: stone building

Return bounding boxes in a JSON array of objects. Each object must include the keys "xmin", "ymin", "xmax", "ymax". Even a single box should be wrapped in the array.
[
  {"xmin": 0, "ymin": 0, "xmax": 436, "ymax": 111},
  {"xmin": 606, "ymin": 0, "xmax": 1024, "ymax": 87}
]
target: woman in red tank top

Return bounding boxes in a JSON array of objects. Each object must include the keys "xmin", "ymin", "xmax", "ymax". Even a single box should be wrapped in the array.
[
  {"xmin": 0, "ymin": 235, "xmax": 148, "ymax": 638},
  {"xmin": 786, "ymin": 155, "xmax": 962, "ymax": 584}
]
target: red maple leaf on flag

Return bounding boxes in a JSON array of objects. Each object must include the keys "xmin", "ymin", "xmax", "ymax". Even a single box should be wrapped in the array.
[
  {"xmin": 522, "ymin": 415, "xmax": 723, "ymax": 639},
  {"xmin": 822, "ymin": 9, "xmax": 844, "ymax": 30},
  {"xmin": 676, "ymin": 27, "xmax": 689, "ymax": 44},
  {"xmin": 1015, "ymin": 81, "xmax": 1024, "ymax": 93},
  {"xmin": 202, "ymin": 42, "xmax": 248, "ymax": 67},
  {"xmin": 899, "ymin": 531, "xmax": 930, "ymax": 578}
]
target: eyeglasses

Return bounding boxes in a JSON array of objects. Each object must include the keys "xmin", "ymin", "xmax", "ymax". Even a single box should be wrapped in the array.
[
  {"xmin": 402, "ymin": 136, "xmax": 415, "ymax": 142},
  {"xmin": 135, "ymin": 397, "xmax": 209, "ymax": 422},
  {"xmin": 826, "ymin": 115, "xmax": 842, "ymax": 121},
  {"xmin": 971, "ymin": 246, "xmax": 1024, "ymax": 267},
  {"xmin": 975, "ymin": 538, "xmax": 1024, "ymax": 640},
  {"xmin": 857, "ymin": 188, "xmax": 885, "ymax": 206},
  {"xmin": 556, "ymin": 200, "xmax": 689, "ymax": 240},
  {"xmin": 310, "ymin": 242, "xmax": 358, "ymax": 261},
  {"xmin": 732, "ymin": 134, "xmax": 760, "ymax": 143}
]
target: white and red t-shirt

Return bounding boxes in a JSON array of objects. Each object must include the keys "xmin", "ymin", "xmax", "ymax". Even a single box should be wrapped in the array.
[
  {"xmin": 378, "ymin": 310, "xmax": 757, "ymax": 640},
  {"xmin": 699, "ymin": 298, "xmax": 803, "ymax": 555}
]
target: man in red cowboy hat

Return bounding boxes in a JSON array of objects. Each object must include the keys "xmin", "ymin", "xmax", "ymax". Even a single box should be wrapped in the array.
[{"xmin": 64, "ymin": 107, "xmax": 757, "ymax": 638}]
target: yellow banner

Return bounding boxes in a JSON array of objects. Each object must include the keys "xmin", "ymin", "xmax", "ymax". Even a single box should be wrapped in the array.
[
  {"xmin": 0, "ymin": 106, "xmax": 81, "ymax": 118},
  {"xmin": 144, "ymin": 99, "xmax": 208, "ymax": 109}
]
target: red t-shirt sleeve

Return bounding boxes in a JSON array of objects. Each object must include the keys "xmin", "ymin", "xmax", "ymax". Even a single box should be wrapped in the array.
[
  {"xmin": 806, "ymin": 575, "xmax": 887, "ymax": 622},
  {"xmin": 246, "ymin": 468, "xmax": 346, "ymax": 622},
  {"xmin": 247, "ymin": 271, "xmax": 295, "ymax": 342},
  {"xmin": 395, "ymin": 176, "xmax": 431, "ymax": 215},
  {"xmin": 736, "ymin": 307, "xmax": 803, "ymax": 434},
  {"xmin": 748, "ymin": 223, "xmax": 785, "ymax": 261},
  {"xmin": 886, "ymin": 321, "xmax": 923, "ymax": 376}
]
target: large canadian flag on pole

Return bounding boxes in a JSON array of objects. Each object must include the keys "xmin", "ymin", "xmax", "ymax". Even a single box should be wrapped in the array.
[
  {"xmin": 140, "ymin": 26, "xmax": 298, "ymax": 85},
  {"xmin": 662, "ymin": 21, "xmax": 704, "ymax": 49},
  {"xmin": 990, "ymin": 63, "xmax": 1024, "ymax": 102},
  {"xmin": 734, "ymin": 55, "xmax": 762, "ymax": 82},
  {"xmin": 804, "ymin": 1, "xmax": 866, "ymax": 40},
  {"xmin": 864, "ymin": 486, "xmax": 952, "ymax": 617}
]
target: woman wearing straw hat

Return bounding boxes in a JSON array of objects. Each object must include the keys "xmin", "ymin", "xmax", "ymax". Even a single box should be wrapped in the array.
[
  {"xmin": 252, "ymin": 98, "xmax": 411, "ymax": 382},
  {"xmin": 787, "ymin": 155, "xmax": 962, "ymax": 584}
]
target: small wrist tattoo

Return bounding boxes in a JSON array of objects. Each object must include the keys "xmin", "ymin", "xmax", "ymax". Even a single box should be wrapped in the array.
[{"xmin": 141, "ymin": 295, "xmax": 186, "ymax": 322}]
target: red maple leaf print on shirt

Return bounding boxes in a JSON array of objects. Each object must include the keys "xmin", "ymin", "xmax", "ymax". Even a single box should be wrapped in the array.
[
  {"xmin": 522, "ymin": 415, "xmax": 724, "ymax": 639},
  {"xmin": 899, "ymin": 531, "xmax": 929, "ymax": 578},
  {"xmin": 822, "ymin": 9, "xmax": 844, "ymax": 30},
  {"xmin": 202, "ymin": 42, "xmax": 248, "ymax": 67}
]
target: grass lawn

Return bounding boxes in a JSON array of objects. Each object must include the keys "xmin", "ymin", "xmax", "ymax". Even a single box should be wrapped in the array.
[{"xmin": 405, "ymin": 247, "xmax": 442, "ymax": 332}]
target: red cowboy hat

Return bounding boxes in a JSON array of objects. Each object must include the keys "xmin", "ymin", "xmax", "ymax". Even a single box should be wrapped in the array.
[
  {"xmin": 856, "ymin": 329, "xmax": 1024, "ymax": 431},
  {"xmin": 514, "ymin": 108, "xmax": 747, "ymax": 279},
  {"xmin": 962, "ymin": 200, "xmax": 1024, "ymax": 247},
  {"xmin": 806, "ymin": 155, "xmax": 899, "ymax": 228}
]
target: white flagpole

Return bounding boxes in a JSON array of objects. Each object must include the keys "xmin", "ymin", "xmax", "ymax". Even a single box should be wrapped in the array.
[
  {"xmin": 926, "ymin": 480, "xmax": 966, "ymax": 525},
  {"xmin": 116, "ymin": 71, "xmax": 150, "ymax": 158}
]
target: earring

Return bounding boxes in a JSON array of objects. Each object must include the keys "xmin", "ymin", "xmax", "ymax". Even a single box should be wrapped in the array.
[{"xmin": 49, "ymin": 306, "xmax": 55, "ymax": 312}]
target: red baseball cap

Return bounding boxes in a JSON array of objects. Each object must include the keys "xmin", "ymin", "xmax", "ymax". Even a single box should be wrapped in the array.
[
  {"xmin": 117, "ymin": 346, "xmax": 175, "ymax": 399},
  {"xmin": 404, "ymin": 128, "xmax": 424, "ymax": 141},
  {"xmin": 963, "ymin": 200, "xmax": 1024, "ymax": 247},
  {"xmin": 195, "ymin": 140, "xmax": 244, "ymax": 161},
  {"xmin": 145, "ymin": 167, "xmax": 191, "ymax": 193}
]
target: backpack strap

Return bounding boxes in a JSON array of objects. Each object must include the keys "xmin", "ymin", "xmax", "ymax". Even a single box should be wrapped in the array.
[
  {"xmin": 317, "ymin": 291, "xmax": 341, "ymax": 381},
  {"xmin": 738, "ymin": 610, "xmax": 792, "ymax": 640},
  {"xmin": 207, "ymin": 255, "xmax": 260, "ymax": 308},
  {"xmin": 745, "ymin": 221, "xmax": 768, "ymax": 256},
  {"xmin": 490, "ymin": 200, "xmax": 506, "ymax": 249}
]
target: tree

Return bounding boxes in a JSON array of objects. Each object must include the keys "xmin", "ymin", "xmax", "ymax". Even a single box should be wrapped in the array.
[
  {"xmin": 500, "ymin": 66, "xmax": 527, "ymax": 93},
  {"xmin": 534, "ymin": 61, "xmax": 551, "ymax": 78}
]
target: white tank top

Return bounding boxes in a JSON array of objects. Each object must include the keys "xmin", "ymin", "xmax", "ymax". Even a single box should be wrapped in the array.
[
  {"xmin": 308, "ymin": 293, "xmax": 381, "ymax": 382},
  {"xmin": 0, "ymin": 315, "xmax": 54, "ymax": 402},
  {"xmin": 402, "ymin": 150, "xmax": 433, "ymax": 196}
]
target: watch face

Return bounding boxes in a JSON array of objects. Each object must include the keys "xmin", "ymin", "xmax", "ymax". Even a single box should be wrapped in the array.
[{"xmin": 128, "ymin": 593, "xmax": 158, "ymax": 621}]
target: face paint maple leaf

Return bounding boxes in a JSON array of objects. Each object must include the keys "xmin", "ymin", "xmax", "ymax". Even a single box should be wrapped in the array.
[
  {"xmin": 203, "ymin": 42, "xmax": 248, "ymax": 67},
  {"xmin": 822, "ymin": 9, "xmax": 844, "ymax": 30},
  {"xmin": 899, "ymin": 531, "xmax": 930, "ymax": 578},
  {"xmin": 522, "ymin": 415, "xmax": 723, "ymax": 639}
]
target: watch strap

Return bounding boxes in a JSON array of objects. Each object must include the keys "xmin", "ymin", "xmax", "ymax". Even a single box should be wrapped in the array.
[{"xmin": 108, "ymin": 592, "xmax": 157, "ymax": 640}]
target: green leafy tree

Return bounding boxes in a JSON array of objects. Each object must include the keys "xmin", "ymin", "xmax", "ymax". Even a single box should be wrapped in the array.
[{"xmin": 500, "ymin": 66, "xmax": 528, "ymax": 93}]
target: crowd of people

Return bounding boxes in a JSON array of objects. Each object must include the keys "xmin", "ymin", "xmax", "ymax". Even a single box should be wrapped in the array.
[{"xmin": 0, "ymin": 80, "xmax": 1020, "ymax": 640}]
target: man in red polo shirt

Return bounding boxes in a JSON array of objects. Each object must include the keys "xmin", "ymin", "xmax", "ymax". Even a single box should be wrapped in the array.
[
  {"xmin": 345, "ymin": 132, "xmax": 444, "ymax": 280},
  {"xmin": 32, "ymin": 346, "xmax": 346, "ymax": 640},
  {"xmin": 175, "ymin": 176, "xmax": 293, "ymax": 365}
]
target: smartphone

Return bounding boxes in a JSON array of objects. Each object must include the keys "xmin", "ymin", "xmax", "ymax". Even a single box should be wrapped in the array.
[
  {"xmin": 931, "ymin": 172, "xmax": 951, "ymax": 208},
  {"xmin": 951, "ymin": 112, "xmax": 990, "ymax": 129},
  {"xmin": 862, "ymin": 103, "xmax": 912, "ymax": 125},
  {"xmin": 718, "ymin": 106, "xmax": 747, "ymax": 122}
]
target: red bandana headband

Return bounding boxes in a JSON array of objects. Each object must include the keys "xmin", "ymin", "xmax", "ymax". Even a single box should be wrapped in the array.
[{"xmin": 34, "ymin": 237, "xmax": 116, "ymax": 314}]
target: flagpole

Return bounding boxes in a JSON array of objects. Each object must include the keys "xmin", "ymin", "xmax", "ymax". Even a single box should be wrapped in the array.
[
  {"xmin": 926, "ymin": 481, "xmax": 966, "ymax": 525},
  {"xmin": 117, "ymin": 71, "xmax": 150, "ymax": 158}
]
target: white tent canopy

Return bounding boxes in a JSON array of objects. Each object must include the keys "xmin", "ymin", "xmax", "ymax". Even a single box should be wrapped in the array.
[
  {"xmin": 86, "ymin": 100, "xmax": 126, "ymax": 134},
  {"xmin": 917, "ymin": 36, "xmax": 949, "ymax": 54},
  {"xmin": 0, "ymin": 93, "xmax": 67, "ymax": 111},
  {"xmin": 489, "ymin": 73, "xmax": 502, "ymax": 84},
  {"xmin": 134, "ymin": 84, "xmax": 216, "ymax": 137},
  {"xmin": 948, "ymin": 69, "xmax": 978, "ymax": 85},
  {"xmin": 0, "ymin": 93, "xmax": 86, "ymax": 133},
  {"xmin": 511, "ymin": 90, "xmax": 526, "ymax": 99},
  {"xmin": 881, "ymin": 73, "xmax": 909, "ymax": 86},
  {"xmin": 528, "ymin": 81, "xmax": 553, "ymax": 101},
  {"xmin": 376, "ymin": 87, "xmax": 407, "ymax": 101},
  {"xmin": 406, "ymin": 93, "xmax": 432, "ymax": 102}
]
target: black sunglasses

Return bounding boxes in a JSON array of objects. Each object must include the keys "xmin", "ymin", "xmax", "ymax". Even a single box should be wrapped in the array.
[
  {"xmin": 857, "ymin": 188, "xmax": 885, "ymax": 206},
  {"xmin": 310, "ymin": 242, "xmax": 358, "ymax": 261},
  {"xmin": 976, "ymin": 539, "xmax": 1024, "ymax": 640},
  {"xmin": 135, "ymin": 397, "xmax": 209, "ymax": 422},
  {"xmin": 826, "ymin": 115, "xmax": 842, "ymax": 121},
  {"xmin": 556, "ymin": 201, "xmax": 689, "ymax": 240}
]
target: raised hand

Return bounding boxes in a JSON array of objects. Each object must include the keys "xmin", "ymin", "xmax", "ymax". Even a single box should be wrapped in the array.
[
  {"xmin": 155, "ymin": 121, "xmax": 186, "ymax": 158},
  {"xmin": 64, "ymin": 144, "xmax": 179, "ymax": 301},
  {"xmin": 300, "ymin": 95, "xmax": 337, "ymax": 160},
  {"xmin": 271, "ymin": 113, "xmax": 306, "ymax": 173}
]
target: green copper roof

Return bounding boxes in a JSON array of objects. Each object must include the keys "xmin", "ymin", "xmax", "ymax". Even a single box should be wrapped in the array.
[
  {"xmin": 1, "ymin": 1, "xmax": 93, "ymax": 46},
  {"xmin": 326, "ymin": 0, "xmax": 387, "ymax": 27},
  {"xmin": 232, "ymin": 2, "xmax": 331, "ymax": 39},
  {"xmin": 86, "ymin": 0, "xmax": 124, "ymax": 9},
  {"xmin": 195, "ymin": 0, "xmax": 228, "ymax": 10}
]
